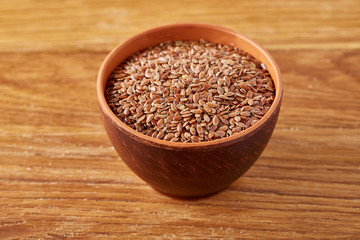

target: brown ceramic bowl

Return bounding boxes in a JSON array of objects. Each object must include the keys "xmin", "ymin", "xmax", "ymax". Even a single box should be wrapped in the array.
[{"xmin": 97, "ymin": 23, "xmax": 283, "ymax": 198}]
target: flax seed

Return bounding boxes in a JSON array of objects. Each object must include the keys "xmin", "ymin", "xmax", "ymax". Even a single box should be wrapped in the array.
[
  {"xmin": 212, "ymin": 115, "xmax": 220, "ymax": 126},
  {"xmin": 177, "ymin": 122, "xmax": 183, "ymax": 132},
  {"xmin": 196, "ymin": 125, "xmax": 204, "ymax": 135},
  {"xmin": 203, "ymin": 114, "xmax": 210, "ymax": 122},
  {"xmin": 202, "ymin": 104, "xmax": 210, "ymax": 113},
  {"xmin": 190, "ymin": 126, "xmax": 197, "ymax": 135},
  {"xmin": 105, "ymin": 40, "xmax": 274, "ymax": 142},
  {"xmin": 215, "ymin": 131, "xmax": 226, "ymax": 138},
  {"xmin": 191, "ymin": 135, "xmax": 200, "ymax": 142},
  {"xmin": 146, "ymin": 114, "xmax": 154, "ymax": 123},
  {"xmin": 164, "ymin": 133, "xmax": 175, "ymax": 141},
  {"xmin": 156, "ymin": 131, "xmax": 165, "ymax": 139}
]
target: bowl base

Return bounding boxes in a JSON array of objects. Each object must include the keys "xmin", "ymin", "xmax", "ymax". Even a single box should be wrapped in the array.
[{"xmin": 151, "ymin": 186, "xmax": 228, "ymax": 199}]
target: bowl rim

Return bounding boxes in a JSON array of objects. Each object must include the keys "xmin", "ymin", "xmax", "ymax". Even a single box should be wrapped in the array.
[{"xmin": 97, "ymin": 23, "xmax": 283, "ymax": 149}]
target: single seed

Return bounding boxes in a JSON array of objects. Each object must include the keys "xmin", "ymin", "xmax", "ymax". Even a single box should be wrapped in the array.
[
  {"xmin": 173, "ymin": 115, "xmax": 183, "ymax": 121},
  {"xmin": 184, "ymin": 132, "xmax": 191, "ymax": 139},
  {"xmin": 197, "ymin": 125, "xmax": 204, "ymax": 134},
  {"xmin": 157, "ymin": 118, "xmax": 164, "ymax": 127},
  {"xmin": 164, "ymin": 133, "xmax": 175, "ymax": 141},
  {"xmin": 224, "ymin": 76, "xmax": 231, "ymax": 86},
  {"xmin": 215, "ymin": 131, "xmax": 226, "ymax": 138},
  {"xmin": 251, "ymin": 119, "xmax": 259, "ymax": 126},
  {"xmin": 193, "ymin": 93, "xmax": 200, "ymax": 103},
  {"xmin": 207, "ymin": 102, "xmax": 217, "ymax": 107},
  {"xmin": 235, "ymin": 122, "xmax": 246, "ymax": 127},
  {"xmin": 137, "ymin": 115, "xmax": 146, "ymax": 123},
  {"xmin": 166, "ymin": 114, "xmax": 175, "ymax": 122},
  {"xmin": 178, "ymin": 105, "xmax": 185, "ymax": 110},
  {"xmin": 217, "ymin": 78, "xmax": 224, "ymax": 86},
  {"xmin": 147, "ymin": 130, "xmax": 155, "ymax": 136},
  {"xmin": 191, "ymin": 136, "xmax": 200, "ymax": 142},
  {"xmin": 209, "ymin": 124, "xmax": 218, "ymax": 132},
  {"xmin": 221, "ymin": 118, "xmax": 229, "ymax": 125},
  {"xmin": 192, "ymin": 109, "xmax": 202, "ymax": 114},
  {"xmin": 170, "ymin": 137, "xmax": 179, "ymax": 142},
  {"xmin": 203, "ymin": 114, "xmax": 210, "ymax": 122},
  {"xmin": 233, "ymin": 127, "xmax": 243, "ymax": 133},
  {"xmin": 228, "ymin": 112, "xmax": 237, "ymax": 117},
  {"xmin": 217, "ymin": 87, "xmax": 224, "ymax": 95},
  {"xmin": 212, "ymin": 115, "xmax": 220, "ymax": 126},
  {"xmin": 146, "ymin": 114, "xmax": 154, "ymax": 123},
  {"xmin": 190, "ymin": 127, "xmax": 197, "ymax": 135},
  {"xmin": 136, "ymin": 108, "xmax": 143, "ymax": 115},
  {"xmin": 240, "ymin": 111, "xmax": 251, "ymax": 116},
  {"xmin": 218, "ymin": 125, "xmax": 228, "ymax": 131},
  {"xmin": 203, "ymin": 104, "xmax": 211, "ymax": 113},
  {"xmin": 177, "ymin": 122, "xmax": 183, "ymax": 132},
  {"xmin": 157, "ymin": 131, "xmax": 165, "ymax": 139}
]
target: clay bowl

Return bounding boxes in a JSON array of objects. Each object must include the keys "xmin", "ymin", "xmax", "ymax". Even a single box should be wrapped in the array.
[{"xmin": 97, "ymin": 23, "xmax": 283, "ymax": 198}]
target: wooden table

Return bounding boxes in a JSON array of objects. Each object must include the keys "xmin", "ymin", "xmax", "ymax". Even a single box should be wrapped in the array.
[{"xmin": 1, "ymin": 0, "xmax": 359, "ymax": 239}]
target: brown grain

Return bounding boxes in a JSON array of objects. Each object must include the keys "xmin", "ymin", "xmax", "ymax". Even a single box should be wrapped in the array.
[{"xmin": 105, "ymin": 40, "xmax": 274, "ymax": 142}]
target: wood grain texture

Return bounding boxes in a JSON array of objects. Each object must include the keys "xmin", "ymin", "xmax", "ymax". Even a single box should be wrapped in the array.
[
  {"xmin": 1, "ymin": 0, "xmax": 359, "ymax": 52},
  {"xmin": 0, "ymin": 0, "xmax": 359, "ymax": 239}
]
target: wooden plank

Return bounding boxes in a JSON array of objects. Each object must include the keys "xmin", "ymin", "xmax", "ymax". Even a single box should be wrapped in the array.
[
  {"xmin": 0, "ymin": 49, "xmax": 359, "ymax": 238},
  {"xmin": 0, "ymin": 0, "xmax": 359, "ymax": 52},
  {"xmin": 1, "ymin": 0, "xmax": 359, "ymax": 238}
]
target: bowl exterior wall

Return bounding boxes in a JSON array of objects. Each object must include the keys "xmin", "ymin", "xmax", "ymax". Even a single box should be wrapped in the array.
[{"xmin": 100, "ymin": 102, "xmax": 281, "ymax": 197}]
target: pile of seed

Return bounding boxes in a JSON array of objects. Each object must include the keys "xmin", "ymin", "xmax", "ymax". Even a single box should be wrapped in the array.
[{"xmin": 105, "ymin": 40, "xmax": 275, "ymax": 143}]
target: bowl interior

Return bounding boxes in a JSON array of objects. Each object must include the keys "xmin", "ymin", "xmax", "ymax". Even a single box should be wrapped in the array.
[{"xmin": 97, "ymin": 23, "xmax": 282, "ymax": 147}]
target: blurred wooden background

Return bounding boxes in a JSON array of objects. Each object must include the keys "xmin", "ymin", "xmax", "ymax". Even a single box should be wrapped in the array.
[{"xmin": 0, "ymin": 0, "xmax": 359, "ymax": 239}]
